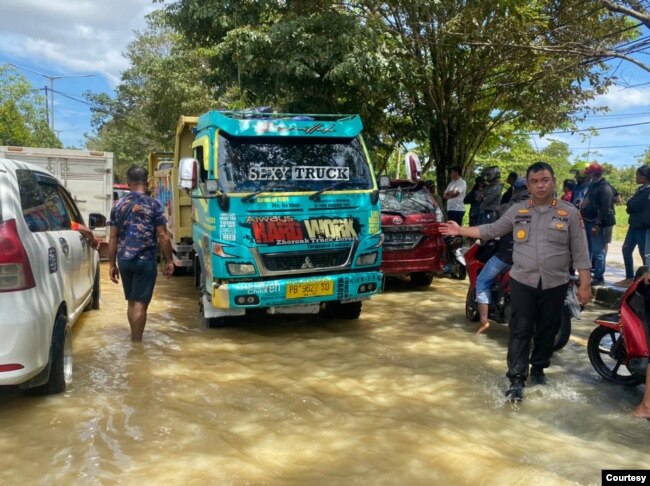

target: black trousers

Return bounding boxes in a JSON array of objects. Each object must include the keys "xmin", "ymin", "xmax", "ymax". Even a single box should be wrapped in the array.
[{"xmin": 507, "ymin": 278, "xmax": 568, "ymax": 382}]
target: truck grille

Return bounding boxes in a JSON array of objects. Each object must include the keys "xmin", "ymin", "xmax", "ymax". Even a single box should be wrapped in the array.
[{"xmin": 260, "ymin": 248, "xmax": 351, "ymax": 272}]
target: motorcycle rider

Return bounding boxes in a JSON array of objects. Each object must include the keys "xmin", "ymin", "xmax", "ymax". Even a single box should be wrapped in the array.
[
  {"xmin": 477, "ymin": 166, "xmax": 504, "ymax": 224},
  {"xmin": 569, "ymin": 162, "xmax": 590, "ymax": 209},
  {"xmin": 474, "ymin": 178, "xmax": 530, "ymax": 335},
  {"xmin": 440, "ymin": 161, "xmax": 592, "ymax": 401}
]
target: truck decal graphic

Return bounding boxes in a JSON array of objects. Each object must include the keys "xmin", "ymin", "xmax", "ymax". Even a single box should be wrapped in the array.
[
  {"xmin": 248, "ymin": 166, "xmax": 350, "ymax": 181},
  {"xmin": 245, "ymin": 216, "xmax": 360, "ymax": 245}
]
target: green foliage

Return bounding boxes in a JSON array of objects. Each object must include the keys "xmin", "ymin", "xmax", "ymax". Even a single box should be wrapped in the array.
[
  {"xmin": 639, "ymin": 148, "xmax": 650, "ymax": 165},
  {"xmin": 90, "ymin": 1, "xmax": 640, "ymax": 192},
  {"xmin": 0, "ymin": 64, "xmax": 61, "ymax": 147},
  {"xmin": 85, "ymin": 11, "xmax": 215, "ymax": 180}
]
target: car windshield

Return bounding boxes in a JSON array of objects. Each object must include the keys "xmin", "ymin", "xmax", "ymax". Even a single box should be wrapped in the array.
[
  {"xmin": 217, "ymin": 133, "xmax": 373, "ymax": 193},
  {"xmin": 380, "ymin": 186, "xmax": 436, "ymax": 215}
]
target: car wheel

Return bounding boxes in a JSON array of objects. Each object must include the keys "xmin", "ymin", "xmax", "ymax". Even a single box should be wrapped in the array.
[
  {"xmin": 26, "ymin": 315, "xmax": 71, "ymax": 395},
  {"xmin": 91, "ymin": 264, "xmax": 101, "ymax": 310},
  {"xmin": 410, "ymin": 272, "xmax": 434, "ymax": 287}
]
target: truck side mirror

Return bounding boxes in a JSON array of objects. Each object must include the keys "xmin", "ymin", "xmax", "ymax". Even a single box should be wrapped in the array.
[
  {"xmin": 88, "ymin": 213, "xmax": 106, "ymax": 229},
  {"xmin": 179, "ymin": 157, "xmax": 199, "ymax": 190}
]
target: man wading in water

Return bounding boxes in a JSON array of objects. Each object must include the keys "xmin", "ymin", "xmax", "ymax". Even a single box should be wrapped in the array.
[
  {"xmin": 440, "ymin": 161, "xmax": 592, "ymax": 401},
  {"xmin": 108, "ymin": 166, "xmax": 174, "ymax": 341}
]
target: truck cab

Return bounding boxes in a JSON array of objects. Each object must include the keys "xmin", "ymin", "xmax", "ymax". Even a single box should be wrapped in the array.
[{"xmin": 178, "ymin": 110, "xmax": 383, "ymax": 326}]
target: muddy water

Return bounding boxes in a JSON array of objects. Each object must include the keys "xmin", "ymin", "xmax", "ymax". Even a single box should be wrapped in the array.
[{"xmin": 1, "ymin": 264, "xmax": 649, "ymax": 485}]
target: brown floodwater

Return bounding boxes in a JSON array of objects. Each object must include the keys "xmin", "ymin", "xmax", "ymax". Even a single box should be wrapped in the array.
[{"xmin": 1, "ymin": 263, "xmax": 649, "ymax": 485}]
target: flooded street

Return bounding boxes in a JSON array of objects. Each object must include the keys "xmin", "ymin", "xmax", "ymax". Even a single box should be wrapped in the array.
[{"xmin": 1, "ymin": 263, "xmax": 649, "ymax": 485}]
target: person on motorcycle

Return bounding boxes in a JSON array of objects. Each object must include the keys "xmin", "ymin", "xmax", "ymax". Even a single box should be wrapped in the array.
[
  {"xmin": 440, "ymin": 161, "xmax": 592, "ymax": 402},
  {"xmin": 474, "ymin": 178, "xmax": 530, "ymax": 335},
  {"xmin": 569, "ymin": 162, "xmax": 590, "ymax": 209},
  {"xmin": 477, "ymin": 166, "xmax": 504, "ymax": 224},
  {"xmin": 631, "ymin": 270, "xmax": 650, "ymax": 418}
]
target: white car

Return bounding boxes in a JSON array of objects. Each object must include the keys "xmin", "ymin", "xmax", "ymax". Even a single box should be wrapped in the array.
[{"xmin": 0, "ymin": 158, "xmax": 100, "ymax": 394}]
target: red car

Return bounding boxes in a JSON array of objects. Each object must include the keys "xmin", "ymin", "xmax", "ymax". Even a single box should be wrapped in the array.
[{"xmin": 379, "ymin": 180, "xmax": 446, "ymax": 286}]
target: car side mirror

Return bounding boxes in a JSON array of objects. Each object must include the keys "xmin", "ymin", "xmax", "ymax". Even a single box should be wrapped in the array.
[{"xmin": 88, "ymin": 213, "xmax": 106, "ymax": 229}]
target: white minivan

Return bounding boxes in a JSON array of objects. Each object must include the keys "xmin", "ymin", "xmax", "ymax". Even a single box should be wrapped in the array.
[{"xmin": 0, "ymin": 158, "xmax": 100, "ymax": 394}]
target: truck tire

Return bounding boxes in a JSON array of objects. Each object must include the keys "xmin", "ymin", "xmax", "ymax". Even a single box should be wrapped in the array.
[
  {"xmin": 323, "ymin": 301, "xmax": 362, "ymax": 319},
  {"xmin": 201, "ymin": 317, "xmax": 229, "ymax": 329},
  {"xmin": 194, "ymin": 255, "xmax": 201, "ymax": 288}
]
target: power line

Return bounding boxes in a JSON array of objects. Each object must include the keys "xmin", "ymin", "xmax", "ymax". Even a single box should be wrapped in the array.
[
  {"xmin": 533, "ymin": 120, "xmax": 650, "ymax": 135},
  {"xmin": 566, "ymin": 143, "xmax": 649, "ymax": 149}
]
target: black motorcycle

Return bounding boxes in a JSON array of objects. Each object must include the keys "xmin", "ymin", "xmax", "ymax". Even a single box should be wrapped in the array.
[{"xmin": 441, "ymin": 235, "xmax": 467, "ymax": 280}]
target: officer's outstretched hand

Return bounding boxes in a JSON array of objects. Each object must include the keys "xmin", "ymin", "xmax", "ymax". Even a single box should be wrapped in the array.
[{"xmin": 439, "ymin": 221, "xmax": 460, "ymax": 236}]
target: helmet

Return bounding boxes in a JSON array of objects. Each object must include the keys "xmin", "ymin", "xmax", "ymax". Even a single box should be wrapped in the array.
[
  {"xmin": 512, "ymin": 177, "xmax": 527, "ymax": 191},
  {"xmin": 570, "ymin": 162, "xmax": 590, "ymax": 176},
  {"xmin": 482, "ymin": 166, "xmax": 501, "ymax": 183}
]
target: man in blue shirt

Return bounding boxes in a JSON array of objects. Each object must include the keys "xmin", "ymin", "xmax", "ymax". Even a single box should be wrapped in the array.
[{"xmin": 108, "ymin": 166, "xmax": 174, "ymax": 341}]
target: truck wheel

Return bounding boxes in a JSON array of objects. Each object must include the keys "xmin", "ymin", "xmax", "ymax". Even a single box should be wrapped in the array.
[
  {"xmin": 410, "ymin": 272, "xmax": 434, "ymax": 287},
  {"xmin": 201, "ymin": 317, "xmax": 229, "ymax": 329},
  {"xmin": 25, "ymin": 315, "xmax": 71, "ymax": 395},
  {"xmin": 194, "ymin": 256, "xmax": 201, "ymax": 288},
  {"xmin": 324, "ymin": 301, "xmax": 362, "ymax": 319}
]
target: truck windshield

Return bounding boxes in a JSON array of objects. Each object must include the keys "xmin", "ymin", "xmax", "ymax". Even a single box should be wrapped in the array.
[{"xmin": 217, "ymin": 134, "xmax": 373, "ymax": 193}]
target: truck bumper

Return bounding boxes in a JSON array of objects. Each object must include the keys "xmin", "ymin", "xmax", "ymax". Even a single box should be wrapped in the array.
[{"xmin": 211, "ymin": 271, "xmax": 383, "ymax": 309}]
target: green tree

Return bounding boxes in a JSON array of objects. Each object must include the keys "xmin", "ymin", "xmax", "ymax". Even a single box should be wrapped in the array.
[
  {"xmin": 0, "ymin": 64, "xmax": 60, "ymax": 147},
  {"xmin": 160, "ymin": 1, "xmax": 635, "ymax": 195},
  {"xmin": 86, "ymin": 11, "xmax": 215, "ymax": 179}
]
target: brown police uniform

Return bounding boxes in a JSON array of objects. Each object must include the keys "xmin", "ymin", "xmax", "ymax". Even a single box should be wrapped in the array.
[{"xmin": 478, "ymin": 198, "xmax": 590, "ymax": 383}]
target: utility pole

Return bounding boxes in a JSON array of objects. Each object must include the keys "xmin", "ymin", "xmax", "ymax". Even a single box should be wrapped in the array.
[{"xmin": 9, "ymin": 63, "xmax": 95, "ymax": 131}]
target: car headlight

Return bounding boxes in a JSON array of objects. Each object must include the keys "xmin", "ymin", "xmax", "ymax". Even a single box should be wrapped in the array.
[
  {"xmin": 356, "ymin": 252, "xmax": 378, "ymax": 266},
  {"xmin": 227, "ymin": 263, "xmax": 256, "ymax": 275}
]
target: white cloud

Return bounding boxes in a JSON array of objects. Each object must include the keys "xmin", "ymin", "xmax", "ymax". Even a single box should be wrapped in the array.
[
  {"xmin": 591, "ymin": 85, "xmax": 650, "ymax": 111},
  {"xmin": 0, "ymin": 0, "xmax": 157, "ymax": 86}
]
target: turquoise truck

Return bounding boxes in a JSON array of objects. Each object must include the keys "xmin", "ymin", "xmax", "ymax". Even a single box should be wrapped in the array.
[{"xmin": 176, "ymin": 109, "xmax": 384, "ymax": 326}]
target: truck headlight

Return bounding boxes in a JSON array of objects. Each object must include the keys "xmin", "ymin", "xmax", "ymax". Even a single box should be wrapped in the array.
[
  {"xmin": 227, "ymin": 263, "xmax": 256, "ymax": 275},
  {"xmin": 356, "ymin": 252, "xmax": 378, "ymax": 266}
]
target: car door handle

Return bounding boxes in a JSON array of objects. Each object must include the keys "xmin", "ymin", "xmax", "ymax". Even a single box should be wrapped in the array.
[
  {"xmin": 78, "ymin": 234, "xmax": 87, "ymax": 250},
  {"xmin": 59, "ymin": 238, "xmax": 70, "ymax": 257}
]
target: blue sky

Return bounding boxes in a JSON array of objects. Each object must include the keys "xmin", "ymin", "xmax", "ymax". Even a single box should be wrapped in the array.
[{"xmin": 1, "ymin": 1, "xmax": 648, "ymax": 168}]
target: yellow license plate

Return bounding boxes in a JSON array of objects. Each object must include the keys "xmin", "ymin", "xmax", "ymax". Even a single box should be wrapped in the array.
[{"xmin": 285, "ymin": 280, "xmax": 334, "ymax": 299}]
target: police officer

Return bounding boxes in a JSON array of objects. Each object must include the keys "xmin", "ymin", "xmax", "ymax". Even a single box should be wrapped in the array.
[{"xmin": 440, "ymin": 161, "xmax": 592, "ymax": 401}]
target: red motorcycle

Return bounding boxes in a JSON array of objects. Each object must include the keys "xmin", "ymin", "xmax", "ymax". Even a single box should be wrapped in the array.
[
  {"xmin": 463, "ymin": 241, "xmax": 575, "ymax": 351},
  {"xmin": 588, "ymin": 268, "xmax": 649, "ymax": 386}
]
